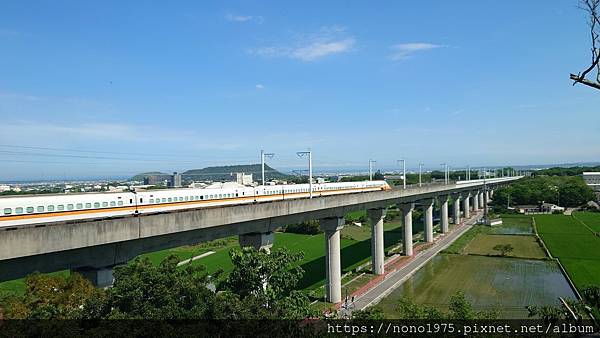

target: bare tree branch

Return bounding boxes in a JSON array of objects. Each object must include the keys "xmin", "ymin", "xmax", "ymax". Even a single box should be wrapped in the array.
[{"xmin": 571, "ymin": 0, "xmax": 600, "ymax": 91}]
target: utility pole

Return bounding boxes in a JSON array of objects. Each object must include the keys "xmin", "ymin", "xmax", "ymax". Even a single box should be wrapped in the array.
[
  {"xmin": 369, "ymin": 159, "xmax": 376, "ymax": 181},
  {"xmin": 467, "ymin": 165, "xmax": 471, "ymax": 181},
  {"xmin": 260, "ymin": 150, "xmax": 275, "ymax": 186},
  {"xmin": 397, "ymin": 159, "xmax": 406, "ymax": 189},
  {"xmin": 419, "ymin": 163, "xmax": 423, "ymax": 187},
  {"xmin": 297, "ymin": 149, "xmax": 313, "ymax": 198}
]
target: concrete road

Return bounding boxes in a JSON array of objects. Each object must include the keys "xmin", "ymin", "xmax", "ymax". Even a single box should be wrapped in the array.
[{"xmin": 341, "ymin": 211, "xmax": 482, "ymax": 316}]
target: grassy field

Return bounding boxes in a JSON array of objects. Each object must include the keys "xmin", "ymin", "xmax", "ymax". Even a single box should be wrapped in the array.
[
  {"xmin": 463, "ymin": 234, "xmax": 546, "ymax": 259},
  {"xmin": 535, "ymin": 214, "xmax": 600, "ymax": 289},
  {"xmin": 535, "ymin": 215, "xmax": 591, "ymax": 235},
  {"xmin": 572, "ymin": 211, "xmax": 600, "ymax": 233}
]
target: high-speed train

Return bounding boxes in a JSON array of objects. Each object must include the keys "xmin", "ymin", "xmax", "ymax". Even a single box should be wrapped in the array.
[{"xmin": 0, "ymin": 181, "xmax": 391, "ymax": 227}]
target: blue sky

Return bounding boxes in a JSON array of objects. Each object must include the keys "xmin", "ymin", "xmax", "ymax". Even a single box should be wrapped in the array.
[{"xmin": 1, "ymin": 1, "xmax": 599, "ymax": 179}]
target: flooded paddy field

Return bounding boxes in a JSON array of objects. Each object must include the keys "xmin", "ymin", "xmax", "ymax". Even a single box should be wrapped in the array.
[{"xmin": 376, "ymin": 254, "xmax": 577, "ymax": 319}]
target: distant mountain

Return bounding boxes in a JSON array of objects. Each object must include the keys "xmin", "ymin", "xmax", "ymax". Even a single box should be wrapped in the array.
[
  {"xmin": 182, "ymin": 164, "xmax": 289, "ymax": 182},
  {"xmin": 130, "ymin": 171, "xmax": 170, "ymax": 182},
  {"xmin": 131, "ymin": 164, "xmax": 289, "ymax": 183}
]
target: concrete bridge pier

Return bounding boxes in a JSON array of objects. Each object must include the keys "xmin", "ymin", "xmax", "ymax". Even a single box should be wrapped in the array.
[
  {"xmin": 401, "ymin": 203, "xmax": 415, "ymax": 256},
  {"xmin": 490, "ymin": 189, "xmax": 494, "ymax": 199},
  {"xmin": 320, "ymin": 217, "xmax": 345, "ymax": 303},
  {"xmin": 463, "ymin": 193, "xmax": 471, "ymax": 218},
  {"xmin": 367, "ymin": 208, "xmax": 386, "ymax": 275},
  {"xmin": 479, "ymin": 192, "xmax": 484, "ymax": 208},
  {"xmin": 239, "ymin": 232, "xmax": 275, "ymax": 252},
  {"xmin": 422, "ymin": 199, "xmax": 434, "ymax": 243},
  {"xmin": 486, "ymin": 190, "xmax": 490, "ymax": 202},
  {"xmin": 73, "ymin": 266, "xmax": 115, "ymax": 288},
  {"xmin": 472, "ymin": 191, "xmax": 479, "ymax": 212},
  {"xmin": 439, "ymin": 195, "xmax": 449, "ymax": 233},
  {"xmin": 452, "ymin": 194, "xmax": 461, "ymax": 224}
]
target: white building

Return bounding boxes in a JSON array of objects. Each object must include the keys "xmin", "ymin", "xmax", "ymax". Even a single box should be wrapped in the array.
[
  {"xmin": 0, "ymin": 185, "xmax": 10, "ymax": 192},
  {"xmin": 582, "ymin": 172, "xmax": 600, "ymax": 199},
  {"xmin": 235, "ymin": 173, "xmax": 253, "ymax": 186}
]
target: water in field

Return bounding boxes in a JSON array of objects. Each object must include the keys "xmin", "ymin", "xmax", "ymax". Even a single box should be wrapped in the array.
[
  {"xmin": 377, "ymin": 254, "xmax": 576, "ymax": 319},
  {"xmin": 488, "ymin": 216, "xmax": 533, "ymax": 235}
]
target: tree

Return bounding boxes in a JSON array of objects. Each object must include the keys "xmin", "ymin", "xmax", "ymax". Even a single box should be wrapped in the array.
[
  {"xmin": 570, "ymin": 0, "xmax": 600, "ymax": 90},
  {"xmin": 373, "ymin": 171, "xmax": 385, "ymax": 180},
  {"xmin": 492, "ymin": 244, "xmax": 514, "ymax": 256},
  {"xmin": 2, "ymin": 273, "xmax": 101, "ymax": 319},
  {"xmin": 95, "ymin": 256, "xmax": 218, "ymax": 319},
  {"xmin": 219, "ymin": 247, "xmax": 315, "ymax": 319}
]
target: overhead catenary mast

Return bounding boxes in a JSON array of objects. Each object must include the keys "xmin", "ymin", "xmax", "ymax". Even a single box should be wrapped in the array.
[
  {"xmin": 260, "ymin": 150, "xmax": 275, "ymax": 186},
  {"xmin": 297, "ymin": 149, "xmax": 313, "ymax": 198}
]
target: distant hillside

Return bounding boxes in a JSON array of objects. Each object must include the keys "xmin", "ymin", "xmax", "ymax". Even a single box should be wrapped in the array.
[
  {"xmin": 130, "ymin": 171, "xmax": 169, "ymax": 182},
  {"xmin": 183, "ymin": 164, "xmax": 289, "ymax": 182},
  {"xmin": 131, "ymin": 164, "xmax": 289, "ymax": 183}
]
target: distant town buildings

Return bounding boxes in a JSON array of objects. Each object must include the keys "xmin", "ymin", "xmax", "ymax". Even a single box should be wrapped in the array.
[
  {"xmin": 143, "ymin": 174, "xmax": 172, "ymax": 186},
  {"xmin": 0, "ymin": 185, "xmax": 10, "ymax": 192},
  {"xmin": 582, "ymin": 172, "xmax": 600, "ymax": 199},
  {"xmin": 235, "ymin": 173, "xmax": 253, "ymax": 186},
  {"xmin": 172, "ymin": 172, "xmax": 182, "ymax": 188}
]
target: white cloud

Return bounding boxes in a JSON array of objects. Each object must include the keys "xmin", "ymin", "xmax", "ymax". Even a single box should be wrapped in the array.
[
  {"xmin": 225, "ymin": 14, "xmax": 263, "ymax": 23},
  {"xmin": 250, "ymin": 26, "xmax": 355, "ymax": 62},
  {"xmin": 291, "ymin": 38, "xmax": 355, "ymax": 61},
  {"xmin": 255, "ymin": 84, "xmax": 265, "ymax": 89},
  {"xmin": 389, "ymin": 43, "xmax": 444, "ymax": 60}
]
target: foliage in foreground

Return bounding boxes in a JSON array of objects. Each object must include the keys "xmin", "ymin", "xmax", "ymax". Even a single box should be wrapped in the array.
[
  {"xmin": 354, "ymin": 292, "xmax": 498, "ymax": 320},
  {"xmin": 527, "ymin": 286, "xmax": 600, "ymax": 324},
  {"xmin": 1, "ymin": 248, "xmax": 315, "ymax": 320}
]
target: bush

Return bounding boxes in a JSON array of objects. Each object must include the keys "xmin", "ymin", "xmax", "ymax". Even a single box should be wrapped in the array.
[{"xmin": 283, "ymin": 220, "xmax": 321, "ymax": 235}]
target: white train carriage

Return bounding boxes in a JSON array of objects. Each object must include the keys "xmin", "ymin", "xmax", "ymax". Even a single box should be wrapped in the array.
[{"xmin": 0, "ymin": 180, "xmax": 390, "ymax": 227}]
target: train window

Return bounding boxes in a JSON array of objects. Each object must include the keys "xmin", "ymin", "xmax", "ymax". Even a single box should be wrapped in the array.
[
  {"xmin": 94, "ymin": 202, "xmax": 100, "ymax": 208},
  {"xmin": 16, "ymin": 207, "xmax": 23, "ymax": 214},
  {"xmin": 168, "ymin": 198, "xmax": 172, "ymax": 202},
  {"xmin": 67, "ymin": 204, "xmax": 74, "ymax": 210},
  {"xmin": 58, "ymin": 205, "xmax": 64, "ymax": 211},
  {"xmin": 110, "ymin": 201, "xmax": 116, "ymax": 207},
  {"xmin": 139, "ymin": 198, "xmax": 143, "ymax": 203},
  {"xmin": 86, "ymin": 203, "xmax": 92, "ymax": 208},
  {"xmin": 118, "ymin": 201, "xmax": 124, "ymax": 206},
  {"xmin": 185, "ymin": 196, "xmax": 188, "ymax": 201},
  {"xmin": 162, "ymin": 198, "xmax": 166, "ymax": 203},
  {"xmin": 76, "ymin": 203, "xmax": 83, "ymax": 209},
  {"xmin": 129, "ymin": 199, "xmax": 133, "ymax": 204},
  {"xmin": 179, "ymin": 197, "xmax": 183, "ymax": 201},
  {"xmin": 102, "ymin": 202, "xmax": 108, "ymax": 207},
  {"xmin": 26, "ymin": 207, "xmax": 34, "ymax": 213},
  {"xmin": 37, "ymin": 206, "xmax": 44, "ymax": 212},
  {"xmin": 196, "ymin": 196, "xmax": 200, "ymax": 200},
  {"xmin": 149, "ymin": 199, "xmax": 154, "ymax": 203},
  {"xmin": 3, "ymin": 208, "xmax": 11, "ymax": 215},
  {"xmin": 219, "ymin": 194, "xmax": 223, "ymax": 198}
]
